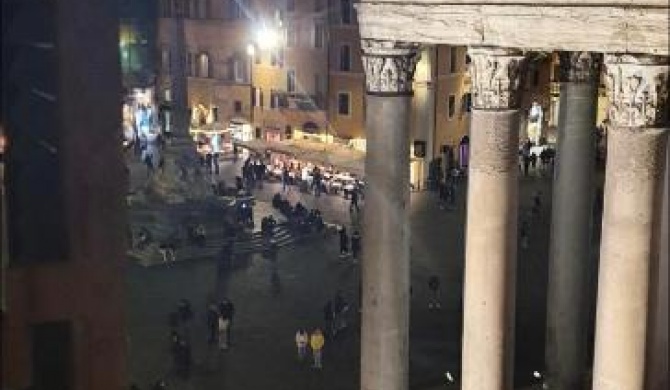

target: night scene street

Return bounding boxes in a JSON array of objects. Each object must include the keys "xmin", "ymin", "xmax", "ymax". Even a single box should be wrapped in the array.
[{"xmin": 1, "ymin": 1, "xmax": 668, "ymax": 390}]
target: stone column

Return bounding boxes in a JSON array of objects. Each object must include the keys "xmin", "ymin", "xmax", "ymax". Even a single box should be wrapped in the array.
[
  {"xmin": 412, "ymin": 46, "xmax": 436, "ymax": 181},
  {"xmin": 592, "ymin": 54, "xmax": 669, "ymax": 390},
  {"xmin": 359, "ymin": 40, "xmax": 420, "ymax": 390},
  {"xmin": 544, "ymin": 52, "xmax": 599, "ymax": 390},
  {"xmin": 461, "ymin": 47, "xmax": 526, "ymax": 390}
]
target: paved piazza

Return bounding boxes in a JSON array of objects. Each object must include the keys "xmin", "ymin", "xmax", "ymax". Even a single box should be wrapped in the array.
[{"xmin": 126, "ymin": 157, "xmax": 600, "ymax": 390}]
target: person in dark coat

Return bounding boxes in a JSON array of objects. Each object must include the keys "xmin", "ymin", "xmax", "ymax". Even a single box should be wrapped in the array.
[
  {"xmin": 351, "ymin": 231, "xmax": 361, "ymax": 261},
  {"xmin": 339, "ymin": 226, "xmax": 349, "ymax": 257},
  {"xmin": 218, "ymin": 299, "xmax": 235, "ymax": 345}
]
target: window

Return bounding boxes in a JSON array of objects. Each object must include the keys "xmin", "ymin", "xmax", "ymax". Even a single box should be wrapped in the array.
[
  {"xmin": 187, "ymin": 52, "xmax": 195, "ymax": 76},
  {"xmin": 270, "ymin": 90, "xmax": 279, "ymax": 109},
  {"xmin": 161, "ymin": 0, "xmax": 173, "ymax": 17},
  {"xmin": 32, "ymin": 322, "xmax": 73, "ymax": 390},
  {"xmin": 234, "ymin": 100, "xmax": 242, "ymax": 113},
  {"xmin": 448, "ymin": 95, "xmax": 456, "ymax": 118},
  {"xmin": 212, "ymin": 106, "xmax": 219, "ymax": 121},
  {"xmin": 286, "ymin": 22, "xmax": 298, "ymax": 47},
  {"xmin": 271, "ymin": 49, "xmax": 284, "ymax": 67},
  {"xmin": 255, "ymin": 127, "xmax": 262, "ymax": 138},
  {"xmin": 285, "ymin": 125, "xmax": 293, "ymax": 139},
  {"xmin": 531, "ymin": 68, "xmax": 540, "ymax": 87},
  {"xmin": 193, "ymin": 0, "xmax": 201, "ymax": 18},
  {"xmin": 341, "ymin": 0, "xmax": 352, "ymax": 24},
  {"xmin": 450, "ymin": 47, "xmax": 458, "ymax": 73},
  {"xmin": 287, "ymin": 69, "xmax": 296, "ymax": 92},
  {"xmin": 462, "ymin": 93, "xmax": 472, "ymax": 113},
  {"xmin": 227, "ymin": 0, "xmax": 244, "ymax": 20},
  {"xmin": 314, "ymin": 23, "xmax": 324, "ymax": 48},
  {"xmin": 252, "ymin": 87, "xmax": 263, "ymax": 107},
  {"xmin": 161, "ymin": 47, "xmax": 170, "ymax": 73},
  {"xmin": 338, "ymin": 92, "xmax": 350, "ymax": 115},
  {"xmin": 198, "ymin": 53, "xmax": 210, "ymax": 77},
  {"xmin": 340, "ymin": 45, "xmax": 351, "ymax": 71}
]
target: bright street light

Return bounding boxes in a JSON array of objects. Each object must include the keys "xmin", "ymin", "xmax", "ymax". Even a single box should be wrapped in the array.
[{"xmin": 256, "ymin": 27, "xmax": 279, "ymax": 50}]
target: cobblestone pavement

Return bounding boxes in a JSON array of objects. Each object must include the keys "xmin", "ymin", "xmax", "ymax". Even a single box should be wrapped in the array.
[{"xmin": 126, "ymin": 153, "xmax": 601, "ymax": 390}]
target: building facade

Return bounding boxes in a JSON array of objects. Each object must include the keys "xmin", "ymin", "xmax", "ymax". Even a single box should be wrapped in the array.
[
  {"xmin": 1, "ymin": 0, "xmax": 128, "ymax": 389},
  {"xmin": 157, "ymin": 0, "xmax": 329, "ymax": 143}
]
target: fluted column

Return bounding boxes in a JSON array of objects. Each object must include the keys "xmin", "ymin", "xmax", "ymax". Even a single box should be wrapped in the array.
[
  {"xmin": 545, "ymin": 52, "xmax": 600, "ymax": 390},
  {"xmin": 359, "ymin": 39, "xmax": 420, "ymax": 390},
  {"xmin": 592, "ymin": 54, "xmax": 669, "ymax": 390},
  {"xmin": 461, "ymin": 47, "xmax": 527, "ymax": 390}
]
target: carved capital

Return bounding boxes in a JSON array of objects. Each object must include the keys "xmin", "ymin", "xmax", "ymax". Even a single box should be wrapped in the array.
[
  {"xmin": 361, "ymin": 40, "xmax": 421, "ymax": 95},
  {"xmin": 468, "ymin": 47, "xmax": 527, "ymax": 110},
  {"xmin": 605, "ymin": 54, "xmax": 669, "ymax": 128},
  {"xmin": 558, "ymin": 51, "xmax": 601, "ymax": 83}
]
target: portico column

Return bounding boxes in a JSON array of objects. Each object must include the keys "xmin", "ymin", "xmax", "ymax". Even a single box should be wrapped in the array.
[
  {"xmin": 592, "ymin": 54, "xmax": 669, "ymax": 390},
  {"xmin": 461, "ymin": 47, "xmax": 527, "ymax": 390},
  {"xmin": 359, "ymin": 39, "xmax": 420, "ymax": 390},
  {"xmin": 544, "ymin": 52, "xmax": 600, "ymax": 390}
]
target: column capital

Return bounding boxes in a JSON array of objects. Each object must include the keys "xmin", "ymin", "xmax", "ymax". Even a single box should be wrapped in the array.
[
  {"xmin": 468, "ymin": 47, "xmax": 527, "ymax": 110},
  {"xmin": 558, "ymin": 51, "xmax": 601, "ymax": 84},
  {"xmin": 361, "ymin": 39, "xmax": 421, "ymax": 96},
  {"xmin": 605, "ymin": 54, "xmax": 670, "ymax": 128}
]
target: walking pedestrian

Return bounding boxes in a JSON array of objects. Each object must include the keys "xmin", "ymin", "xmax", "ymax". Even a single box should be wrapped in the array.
[
  {"xmin": 206, "ymin": 303, "xmax": 219, "ymax": 344},
  {"xmin": 349, "ymin": 187, "xmax": 360, "ymax": 212},
  {"xmin": 295, "ymin": 329, "xmax": 309, "ymax": 361},
  {"xmin": 218, "ymin": 298, "xmax": 235, "ymax": 345},
  {"xmin": 323, "ymin": 300, "xmax": 334, "ymax": 337},
  {"xmin": 339, "ymin": 226, "xmax": 349, "ymax": 257},
  {"xmin": 310, "ymin": 328, "xmax": 325, "ymax": 368},
  {"xmin": 282, "ymin": 167, "xmax": 290, "ymax": 193},
  {"xmin": 428, "ymin": 275, "xmax": 441, "ymax": 309},
  {"xmin": 351, "ymin": 230, "xmax": 361, "ymax": 262},
  {"xmin": 217, "ymin": 314, "xmax": 230, "ymax": 350}
]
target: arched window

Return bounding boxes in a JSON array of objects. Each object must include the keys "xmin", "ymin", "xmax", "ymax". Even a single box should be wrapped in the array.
[{"xmin": 198, "ymin": 53, "xmax": 210, "ymax": 78}]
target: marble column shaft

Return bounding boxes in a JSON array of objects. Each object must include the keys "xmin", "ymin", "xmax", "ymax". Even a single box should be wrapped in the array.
[
  {"xmin": 592, "ymin": 54, "xmax": 669, "ymax": 390},
  {"xmin": 461, "ymin": 47, "xmax": 525, "ymax": 390},
  {"xmin": 545, "ymin": 52, "xmax": 599, "ymax": 390},
  {"xmin": 359, "ymin": 40, "xmax": 419, "ymax": 390}
]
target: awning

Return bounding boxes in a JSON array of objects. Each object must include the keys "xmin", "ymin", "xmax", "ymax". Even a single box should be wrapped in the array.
[{"xmin": 234, "ymin": 139, "xmax": 365, "ymax": 177}]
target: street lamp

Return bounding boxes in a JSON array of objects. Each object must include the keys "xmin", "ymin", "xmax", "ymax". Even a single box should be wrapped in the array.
[{"xmin": 256, "ymin": 26, "xmax": 279, "ymax": 50}]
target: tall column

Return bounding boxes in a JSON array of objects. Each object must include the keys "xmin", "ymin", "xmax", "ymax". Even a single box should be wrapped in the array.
[
  {"xmin": 544, "ymin": 52, "xmax": 599, "ymax": 390},
  {"xmin": 412, "ymin": 46, "xmax": 436, "ymax": 177},
  {"xmin": 359, "ymin": 39, "xmax": 420, "ymax": 390},
  {"xmin": 461, "ymin": 47, "xmax": 526, "ymax": 390},
  {"xmin": 592, "ymin": 54, "xmax": 669, "ymax": 390},
  {"xmin": 149, "ymin": 0, "xmax": 208, "ymax": 201}
]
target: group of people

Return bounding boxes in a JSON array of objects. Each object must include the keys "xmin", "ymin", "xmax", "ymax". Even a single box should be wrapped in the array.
[
  {"xmin": 206, "ymin": 298, "xmax": 236, "ymax": 350},
  {"xmin": 294, "ymin": 328, "xmax": 326, "ymax": 368},
  {"xmin": 272, "ymin": 193, "xmax": 325, "ymax": 235},
  {"xmin": 520, "ymin": 139, "xmax": 555, "ymax": 177}
]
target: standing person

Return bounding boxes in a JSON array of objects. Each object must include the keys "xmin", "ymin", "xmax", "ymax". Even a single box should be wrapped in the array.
[
  {"xmin": 338, "ymin": 226, "xmax": 349, "ymax": 257},
  {"xmin": 522, "ymin": 139, "xmax": 532, "ymax": 177},
  {"xmin": 350, "ymin": 230, "xmax": 361, "ymax": 262},
  {"xmin": 206, "ymin": 303, "xmax": 219, "ymax": 345},
  {"xmin": 219, "ymin": 298, "xmax": 235, "ymax": 345},
  {"xmin": 295, "ymin": 329, "xmax": 309, "ymax": 361},
  {"xmin": 323, "ymin": 300, "xmax": 334, "ymax": 337},
  {"xmin": 217, "ymin": 313, "xmax": 230, "ymax": 350},
  {"xmin": 532, "ymin": 190, "xmax": 542, "ymax": 217},
  {"xmin": 282, "ymin": 166, "xmax": 290, "ymax": 193},
  {"xmin": 210, "ymin": 133, "xmax": 221, "ymax": 175},
  {"xmin": 349, "ymin": 187, "xmax": 360, "ymax": 212},
  {"xmin": 428, "ymin": 275, "xmax": 441, "ymax": 309},
  {"xmin": 310, "ymin": 328, "xmax": 325, "ymax": 369}
]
